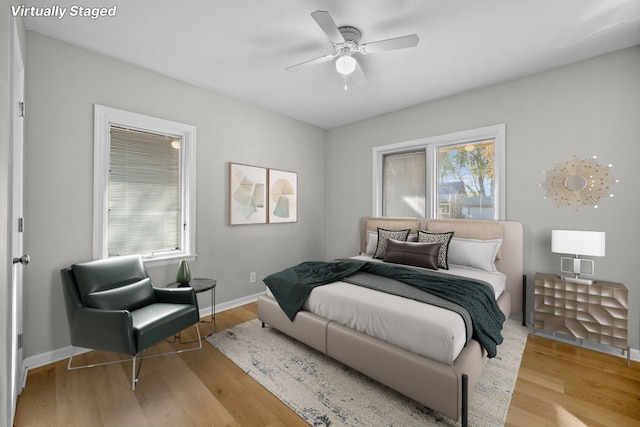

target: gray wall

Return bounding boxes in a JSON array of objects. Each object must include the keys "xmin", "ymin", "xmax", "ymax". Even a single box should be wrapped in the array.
[
  {"xmin": 21, "ymin": 30, "xmax": 640, "ymax": 359},
  {"xmin": 23, "ymin": 32, "xmax": 326, "ymax": 358},
  {"xmin": 325, "ymin": 46, "xmax": 640, "ymax": 350}
]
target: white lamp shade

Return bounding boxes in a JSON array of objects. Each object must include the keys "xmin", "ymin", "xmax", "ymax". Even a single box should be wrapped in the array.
[
  {"xmin": 336, "ymin": 55, "xmax": 357, "ymax": 75},
  {"xmin": 551, "ymin": 230, "xmax": 605, "ymax": 257}
]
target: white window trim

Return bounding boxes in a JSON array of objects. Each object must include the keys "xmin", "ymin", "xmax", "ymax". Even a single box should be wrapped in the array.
[
  {"xmin": 372, "ymin": 124, "xmax": 506, "ymax": 219},
  {"xmin": 93, "ymin": 104, "xmax": 197, "ymax": 266}
]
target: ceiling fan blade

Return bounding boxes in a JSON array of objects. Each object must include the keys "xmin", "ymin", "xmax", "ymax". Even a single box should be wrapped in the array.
[
  {"xmin": 350, "ymin": 61, "xmax": 367, "ymax": 87},
  {"xmin": 360, "ymin": 34, "xmax": 419, "ymax": 54},
  {"xmin": 285, "ymin": 54, "xmax": 336, "ymax": 73},
  {"xmin": 311, "ymin": 10, "xmax": 345, "ymax": 44}
]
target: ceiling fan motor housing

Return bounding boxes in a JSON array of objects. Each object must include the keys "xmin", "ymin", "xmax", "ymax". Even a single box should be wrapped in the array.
[
  {"xmin": 339, "ymin": 26, "xmax": 362, "ymax": 44},
  {"xmin": 336, "ymin": 26, "xmax": 362, "ymax": 57}
]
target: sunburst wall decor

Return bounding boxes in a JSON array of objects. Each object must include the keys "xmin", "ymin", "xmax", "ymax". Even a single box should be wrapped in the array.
[{"xmin": 541, "ymin": 155, "xmax": 618, "ymax": 210}]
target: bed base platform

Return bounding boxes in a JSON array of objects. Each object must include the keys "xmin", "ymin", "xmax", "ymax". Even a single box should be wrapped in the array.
[
  {"xmin": 258, "ymin": 293, "xmax": 510, "ymax": 425},
  {"xmin": 258, "ymin": 217, "xmax": 523, "ymax": 426}
]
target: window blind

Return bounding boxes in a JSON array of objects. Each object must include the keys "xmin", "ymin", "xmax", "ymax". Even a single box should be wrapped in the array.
[
  {"xmin": 108, "ymin": 126, "xmax": 181, "ymax": 256},
  {"xmin": 383, "ymin": 150, "xmax": 426, "ymax": 217}
]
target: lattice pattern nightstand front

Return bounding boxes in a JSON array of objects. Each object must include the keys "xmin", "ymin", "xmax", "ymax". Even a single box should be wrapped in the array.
[{"xmin": 533, "ymin": 273, "xmax": 629, "ymax": 366}]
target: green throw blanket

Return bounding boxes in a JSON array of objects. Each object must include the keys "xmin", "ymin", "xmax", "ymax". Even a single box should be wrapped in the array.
[{"xmin": 263, "ymin": 260, "xmax": 505, "ymax": 358}]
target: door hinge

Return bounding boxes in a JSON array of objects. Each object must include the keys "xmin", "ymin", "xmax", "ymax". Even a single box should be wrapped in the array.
[
  {"xmin": 18, "ymin": 102, "xmax": 25, "ymax": 118},
  {"xmin": 18, "ymin": 218, "xmax": 24, "ymax": 233},
  {"xmin": 18, "ymin": 333, "xmax": 23, "ymax": 349}
]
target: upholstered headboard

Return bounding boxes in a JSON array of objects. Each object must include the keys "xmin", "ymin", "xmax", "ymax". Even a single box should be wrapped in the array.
[{"xmin": 360, "ymin": 217, "xmax": 524, "ymax": 315}]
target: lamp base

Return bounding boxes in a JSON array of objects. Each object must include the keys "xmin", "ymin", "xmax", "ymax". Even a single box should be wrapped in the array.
[
  {"xmin": 560, "ymin": 275, "xmax": 594, "ymax": 285},
  {"xmin": 560, "ymin": 256, "xmax": 595, "ymax": 285}
]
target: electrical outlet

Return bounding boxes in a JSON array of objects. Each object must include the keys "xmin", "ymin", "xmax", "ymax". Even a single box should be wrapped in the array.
[{"xmin": 249, "ymin": 272, "xmax": 256, "ymax": 283}]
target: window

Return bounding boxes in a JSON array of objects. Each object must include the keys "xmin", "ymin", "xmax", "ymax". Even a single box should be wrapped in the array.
[
  {"xmin": 436, "ymin": 139, "xmax": 497, "ymax": 219},
  {"xmin": 94, "ymin": 105, "xmax": 196, "ymax": 264},
  {"xmin": 383, "ymin": 150, "xmax": 426, "ymax": 217},
  {"xmin": 373, "ymin": 124, "xmax": 505, "ymax": 219}
]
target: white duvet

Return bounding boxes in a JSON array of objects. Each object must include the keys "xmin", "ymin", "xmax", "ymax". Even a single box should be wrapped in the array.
[{"xmin": 299, "ymin": 255, "xmax": 506, "ymax": 365}]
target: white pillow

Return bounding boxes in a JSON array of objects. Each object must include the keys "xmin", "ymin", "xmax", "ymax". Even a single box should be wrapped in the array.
[
  {"xmin": 447, "ymin": 237, "xmax": 502, "ymax": 272},
  {"xmin": 365, "ymin": 231, "xmax": 378, "ymax": 255}
]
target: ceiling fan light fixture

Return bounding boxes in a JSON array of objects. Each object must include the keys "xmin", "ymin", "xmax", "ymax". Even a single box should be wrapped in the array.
[{"xmin": 335, "ymin": 55, "xmax": 357, "ymax": 75}]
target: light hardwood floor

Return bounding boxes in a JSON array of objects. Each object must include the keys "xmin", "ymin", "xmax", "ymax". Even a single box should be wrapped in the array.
[{"xmin": 15, "ymin": 302, "xmax": 640, "ymax": 426}]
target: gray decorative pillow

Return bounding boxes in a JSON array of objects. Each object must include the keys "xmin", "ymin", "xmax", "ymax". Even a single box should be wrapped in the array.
[
  {"xmin": 373, "ymin": 227, "xmax": 411, "ymax": 259},
  {"xmin": 418, "ymin": 230, "xmax": 454, "ymax": 269},
  {"xmin": 383, "ymin": 239, "xmax": 441, "ymax": 270}
]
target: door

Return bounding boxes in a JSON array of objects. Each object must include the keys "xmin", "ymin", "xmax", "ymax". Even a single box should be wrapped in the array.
[{"xmin": 7, "ymin": 18, "xmax": 26, "ymax": 425}]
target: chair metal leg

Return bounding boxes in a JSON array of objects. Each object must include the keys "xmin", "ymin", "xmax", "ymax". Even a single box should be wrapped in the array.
[
  {"xmin": 67, "ymin": 324, "xmax": 203, "ymax": 390},
  {"xmin": 168, "ymin": 317, "xmax": 212, "ymax": 344},
  {"xmin": 68, "ymin": 346, "xmax": 134, "ymax": 371},
  {"xmin": 67, "ymin": 346, "xmax": 142, "ymax": 391},
  {"xmin": 132, "ymin": 354, "xmax": 137, "ymax": 391}
]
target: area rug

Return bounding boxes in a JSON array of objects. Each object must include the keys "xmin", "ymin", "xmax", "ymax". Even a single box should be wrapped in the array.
[{"xmin": 207, "ymin": 318, "xmax": 528, "ymax": 426}]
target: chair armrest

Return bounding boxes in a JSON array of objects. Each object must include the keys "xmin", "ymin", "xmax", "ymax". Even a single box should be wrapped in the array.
[
  {"xmin": 70, "ymin": 307, "xmax": 136, "ymax": 355},
  {"xmin": 154, "ymin": 287, "xmax": 198, "ymax": 307}
]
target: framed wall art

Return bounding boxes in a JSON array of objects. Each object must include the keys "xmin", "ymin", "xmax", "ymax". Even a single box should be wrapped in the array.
[
  {"xmin": 268, "ymin": 169, "xmax": 298, "ymax": 223},
  {"xmin": 229, "ymin": 163, "xmax": 267, "ymax": 225}
]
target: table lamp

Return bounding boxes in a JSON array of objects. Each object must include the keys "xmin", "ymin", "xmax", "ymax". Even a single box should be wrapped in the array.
[{"xmin": 551, "ymin": 230, "xmax": 605, "ymax": 284}]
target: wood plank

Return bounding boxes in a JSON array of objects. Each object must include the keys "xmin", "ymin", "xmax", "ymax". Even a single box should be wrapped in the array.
[
  {"xmin": 12, "ymin": 368, "xmax": 57, "ymax": 426},
  {"xmin": 506, "ymin": 335, "xmax": 640, "ymax": 425},
  {"xmin": 15, "ymin": 303, "xmax": 640, "ymax": 426}
]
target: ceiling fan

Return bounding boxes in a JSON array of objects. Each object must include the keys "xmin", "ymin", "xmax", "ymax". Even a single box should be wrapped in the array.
[{"xmin": 286, "ymin": 10, "xmax": 420, "ymax": 89}]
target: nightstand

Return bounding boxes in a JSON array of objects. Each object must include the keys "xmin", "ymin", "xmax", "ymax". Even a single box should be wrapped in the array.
[
  {"xmin": 533, "ymin": 272, "xmax": 629, "ymax": 366},
  {"xmin": 167, "ymin": 278, "xmax": 217, "ymax": 337}
]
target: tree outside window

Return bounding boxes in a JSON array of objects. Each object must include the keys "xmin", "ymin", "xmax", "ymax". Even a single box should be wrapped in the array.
[{"xmin": 437, "ymin": 140, "xmax": 495, "ymax": 219}]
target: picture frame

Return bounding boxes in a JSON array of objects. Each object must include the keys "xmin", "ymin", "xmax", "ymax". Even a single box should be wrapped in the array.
[
  {"xmin": 268, "ymin": 169, "xmax": 298, "ymax": 223},
  {"xmin": 229, "ymin": 163, "xmax": 267, "ymax": 225}
]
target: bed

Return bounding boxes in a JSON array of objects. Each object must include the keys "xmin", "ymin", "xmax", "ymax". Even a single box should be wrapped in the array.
[{"xmin": 258, "ymin": 217, "xmax": 524, "ymax": 426}]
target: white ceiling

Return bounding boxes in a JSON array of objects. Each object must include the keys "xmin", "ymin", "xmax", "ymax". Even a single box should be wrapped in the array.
[{"xmin": 23, "ymin": 0, "xmax": 640, "ymax": 129}]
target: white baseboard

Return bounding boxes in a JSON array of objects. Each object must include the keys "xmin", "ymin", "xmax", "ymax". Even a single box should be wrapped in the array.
[
  {"xmin": 201, "ymin": 290, "xmax": 265, "ymax": 317},
  {"xmin": 22, "ymin": 291, "xmax": 266, "ymax": 380}
]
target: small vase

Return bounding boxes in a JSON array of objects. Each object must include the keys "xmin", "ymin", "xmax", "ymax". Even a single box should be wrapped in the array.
[{"xmin": 176, "ymin": 259, "xmax": 191, "ymax": 286}]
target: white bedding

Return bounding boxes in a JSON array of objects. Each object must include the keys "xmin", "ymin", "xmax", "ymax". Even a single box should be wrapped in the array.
[{"xmin": 300, "ymin": 255, "xmax": 506, "ymax": 365}]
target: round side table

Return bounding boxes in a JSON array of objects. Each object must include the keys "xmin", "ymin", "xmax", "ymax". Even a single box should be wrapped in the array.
[{"xmin": 167, "ymin": 278, "xmax": 217, "ymax": 337}]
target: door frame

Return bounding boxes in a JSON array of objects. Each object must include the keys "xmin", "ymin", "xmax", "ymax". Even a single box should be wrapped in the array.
[{"xmin": 6, "ymin": 17, "xmax": 25, "ymax": 426}]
